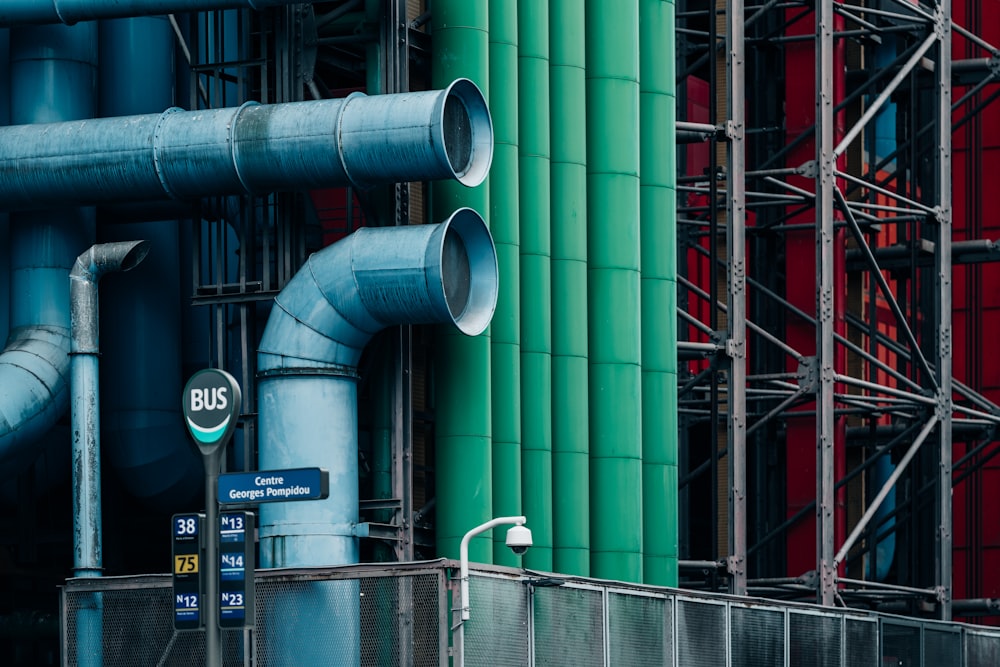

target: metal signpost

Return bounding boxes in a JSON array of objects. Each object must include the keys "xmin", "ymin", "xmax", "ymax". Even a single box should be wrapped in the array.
[{"xmin": 182, "ymin": 368, "xmax": 242, "ymax": 667}]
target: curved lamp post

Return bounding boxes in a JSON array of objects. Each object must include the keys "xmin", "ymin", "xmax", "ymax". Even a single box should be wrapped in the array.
[{"xmin": 457, "ymin": 516, "xmax": 531, "ymax": 667}]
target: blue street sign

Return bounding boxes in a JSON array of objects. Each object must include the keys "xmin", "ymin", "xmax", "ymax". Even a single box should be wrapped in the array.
[{"xmin": 218, "ymin": 468, "xmax": 330, "ymax": 504}]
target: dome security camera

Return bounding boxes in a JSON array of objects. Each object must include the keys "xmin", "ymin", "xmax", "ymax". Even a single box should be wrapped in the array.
[{"xmin": 505, "ymin": 524, "xmax": 533, "ymax": 555}]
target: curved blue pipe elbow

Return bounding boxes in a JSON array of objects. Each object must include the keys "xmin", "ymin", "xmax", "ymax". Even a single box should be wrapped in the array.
[{"xmin": 258, "ymin": 209, "xmax": 498, "ymax": 568}]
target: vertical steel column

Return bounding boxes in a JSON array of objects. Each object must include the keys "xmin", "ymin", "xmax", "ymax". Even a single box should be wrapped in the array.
[
  {"xmin": 816, "ymin": 0, "xmax": 837, "ymax": 607},
  {"xmin": 934, "ymin": 0, "xmax": 954, "ymax": 621},
  {"xmin": 725, "ymin": 0, "xmax": 747, "ymax": 596}
]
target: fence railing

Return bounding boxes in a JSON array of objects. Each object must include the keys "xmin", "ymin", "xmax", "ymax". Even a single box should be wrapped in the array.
[{"xmin": 61, "ymin": 560, "xmax": 1000, "ymax": 666}]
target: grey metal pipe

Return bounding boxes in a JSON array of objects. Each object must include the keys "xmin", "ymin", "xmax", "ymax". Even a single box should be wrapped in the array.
[
  {"xmin": 256, "ymin": 208, "xmax": 497, "ymax": 664},
  {"xmin": 258, "ymin": 207, "xmax": 497, "ymax": 565},
  {"xmin": 0, "ymin": 79, "xmax": 493, "ymax": 210},
  {"xmin": 0, "ymin": 1, "xmax": 308, "ymax": 26},
  {"xmin": 69, "ymin": 240, "xmax": 150, "ymax": 578}
]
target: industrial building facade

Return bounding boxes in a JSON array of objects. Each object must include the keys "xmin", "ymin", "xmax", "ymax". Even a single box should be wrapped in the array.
[{"xmin": 1, "ymin": 0, "xmax": 1000, "ymax": 664}]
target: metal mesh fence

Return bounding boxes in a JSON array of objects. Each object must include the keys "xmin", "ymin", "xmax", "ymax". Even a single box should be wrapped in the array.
[
  {"xmin": 532, "ymin": 585, "xmax": 604, "ymax": 667},
  {"xmin": 607, "ymin": 591, "xmax": 668, "ymax": 666},
  {"xmin": 882, "ymin": 620, "xmax": 922, "ymax": 667},
  {"xmin": 62, "ymin": 568, "xmax": 443, "ymax": 667},
  {"xmin": 731, "ymin": 604, "xmax": 784, "ymax": 667},
  {"xmin": 677, "ymin": 598, "xmax": 728, "ymax": 666},
  {"xmin": 463, "ymin": 575, "xmax": 528, "ymax": 667},
  {"xmin": 788, "ymin": 611, "xmax": 841, "ymax": 667},
  {"xmin": 965, "ymin": 630, "xmax": 1000, "ymax": 667},
  {"xmin": 924, "ymin": 625, "xmax": 962, "ymax": 667},
  {"xmin": 844, "ymin": 618, "xmax": 878, "ymax": 667},
  {"xmin": 62, "ymin": 562, "xmax": 1000, "ymax": 666}
]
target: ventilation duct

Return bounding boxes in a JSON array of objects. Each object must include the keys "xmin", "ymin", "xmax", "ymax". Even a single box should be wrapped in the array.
[
  {"xmin": 0, "ymin": 78, "xmax": 492, "ymax": 210},
  {"xmin": 256, "ymin": 208, "xmax": 497, "ymax": 665}
]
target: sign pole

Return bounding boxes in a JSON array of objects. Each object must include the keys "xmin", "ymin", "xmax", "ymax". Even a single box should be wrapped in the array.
[
  {"xmin": 203, "ymin": 447, "xmax": 224, "ymax": 667},
  {"xmin": 183, "ymin": 369, "xmax": 242, "ymax": 667}
]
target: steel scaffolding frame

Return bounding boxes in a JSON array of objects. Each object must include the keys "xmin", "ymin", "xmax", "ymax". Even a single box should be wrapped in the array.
[{"xmin": 676, "ymin": 0, "xmax": 1000, "ymax": 619}]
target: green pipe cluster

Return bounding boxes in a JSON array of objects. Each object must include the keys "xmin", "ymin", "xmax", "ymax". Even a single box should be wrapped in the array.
[
  {"xmin": 640, "ymin": 0, "xmax": 679, "ymax": 586},
  {"xmin": 431, "ymin": 0, "xmax": 493, "ymax": 563},
  {"xmin": 431, "ymin": 0, "xmax": 678, "ymax": 584},
  {"xmin": 550, "ymin": 0, "xmax": 590, "ymax": 577},
  {"xmin": 488, "ymin": 0, "xmax": 523, "ymax": 567},
  {"xmin": 518, "ymin": 0, "xmax": 553, "ymax": 571}
]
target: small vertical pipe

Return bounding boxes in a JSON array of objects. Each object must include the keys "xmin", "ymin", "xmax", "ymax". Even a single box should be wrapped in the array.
[
  {"xmin": 550, "ymin": 0, "xmax": 590, "ymax": 577},
  {"xmin": 586, "ymin": 0, "xmax": 644, "ymax": 583},
  {"xmin": 70, "ymin": 241, "xmax": 149, "ymax": 667},
  {"xmin": 431, "ymin": 0, "xmax": 494, "ymax": 563},
  {"xmin": 518, "ymin": 0, "xmax": 553, "ymax": 571},
  {"xmin": 639, "ymin": 0, "xmax": 680, "ymax": 587},
  {"xmin": 489, "ymin": 0, "xmax": 524, "ymax": 567}
]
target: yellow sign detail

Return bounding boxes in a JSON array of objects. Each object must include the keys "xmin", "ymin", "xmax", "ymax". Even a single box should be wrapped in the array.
[{"xmin": 174, "ymin": 554, "xmax": 199, "ymax": 574}]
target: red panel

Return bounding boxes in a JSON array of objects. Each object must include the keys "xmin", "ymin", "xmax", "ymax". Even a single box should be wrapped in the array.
[
  {"xmin": 981, "ymin": 551, "xmax": 1000, "ymax": 598},
  {"xmin": 684, "ymin": 77, "xmax": 710, "ymax": 180},
  {"xmin": 983, "ymin": 468, "xmax": 1000, "ymax": 547},
  {"xmin": 953, "ymin": 265, "xmax": 968, "ymax": 309}
]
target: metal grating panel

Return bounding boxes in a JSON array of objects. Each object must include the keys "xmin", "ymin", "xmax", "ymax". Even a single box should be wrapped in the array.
[
  {"xmin": 533, "ymin": 585, "xmax": 604, "ymax": 667},
  {"xmin": 881, "ymin": 621, "xmax": 921, "ymax": 667},
  {"xmin": 608, "ymin": 592, "xmax": 668, "ymax": 666},
  {"xmin": 788, "ymin": 612, "xmax": 841, "ymax": 667},
  {"xmin": 923, "ymin": 626, "xmax": 960, "ymax": 667},
  {"xmin": 677, "ymin": 599, "xmax": 727, "ymax": 667},
  {"xmin": 358, "ymin": 575, "xmax": 441, "ymax": 667},
  {"xmin": 731, "ymin": 605, "xmax": 783, "ymax": 667},
  {"xmin": 464, "ymin": 576, "xmax": 529, "ymax": 667},
  {"xmin": 966, "ymin": 631, "xmax": 1000, "ymax": 667},
  {"xmin": 64, "ymin": 573, "xmax": 442, "ymax": 666},
  {"xmin": 843, "ymin": 618, "xmax": 878, "ymax": 667}
]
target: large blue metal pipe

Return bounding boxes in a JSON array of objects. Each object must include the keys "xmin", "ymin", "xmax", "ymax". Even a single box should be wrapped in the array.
[
  {"xmin": 8, "ymin": 21, "xmax": 99, "ymax": 667},
  {"xmin": 98, "ymin": 17, "xmax": 203, "ymax": 509},
  {"xmin": 0, "ymin": 79, "xmax": 492, "ymax": 210},
  {"xmin": 257, "ymin": 208, "xmax": 498, "ymax": 567},
  {"xmin": 0, "ymin": 24, "xmax": 95, "ymax": 471},
  {"xmin": 0, "ymin": 0, "xmax": 311, "ymax": 26},
  {"xmin": 256, "ymin": 209, "xmax": 497, "ymax": 665}
]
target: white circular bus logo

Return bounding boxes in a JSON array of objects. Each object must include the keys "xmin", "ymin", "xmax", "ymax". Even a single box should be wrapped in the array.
[{"xmin": 183, "ymin": 369, "xmax": 242, "ymax": 451}]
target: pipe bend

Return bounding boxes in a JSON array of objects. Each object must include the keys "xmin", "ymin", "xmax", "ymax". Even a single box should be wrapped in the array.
[
  {"xmin": 257, "ymin": 208, "xmax": 498, "ymax": 374},
  {"xmin": 0, "ymin": 325, "xmax": 71, "ymax": 462}
]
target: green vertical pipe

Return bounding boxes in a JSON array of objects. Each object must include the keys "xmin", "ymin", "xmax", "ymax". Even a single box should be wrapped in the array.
[
  {"xmin": 639, "ymin": 0, "xmax": 679, "ymax": 587},
  {"xmin": 550, "ymin": 0, "xmax": 590, "ymax": 577},
  {"xmin": 489, "ymin": 0, "xmax": 523, "ymax": 567},
  {"xmin": 518, "ymin": 0, "xmax": 553, "ymax": 571},
  {"xmin": 432, "ymin": 0, "xmax": 493, "ymax": 563},
  {"xmin": 586, "ymin": 0, "xmax": 643, "ymax": 583}
]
